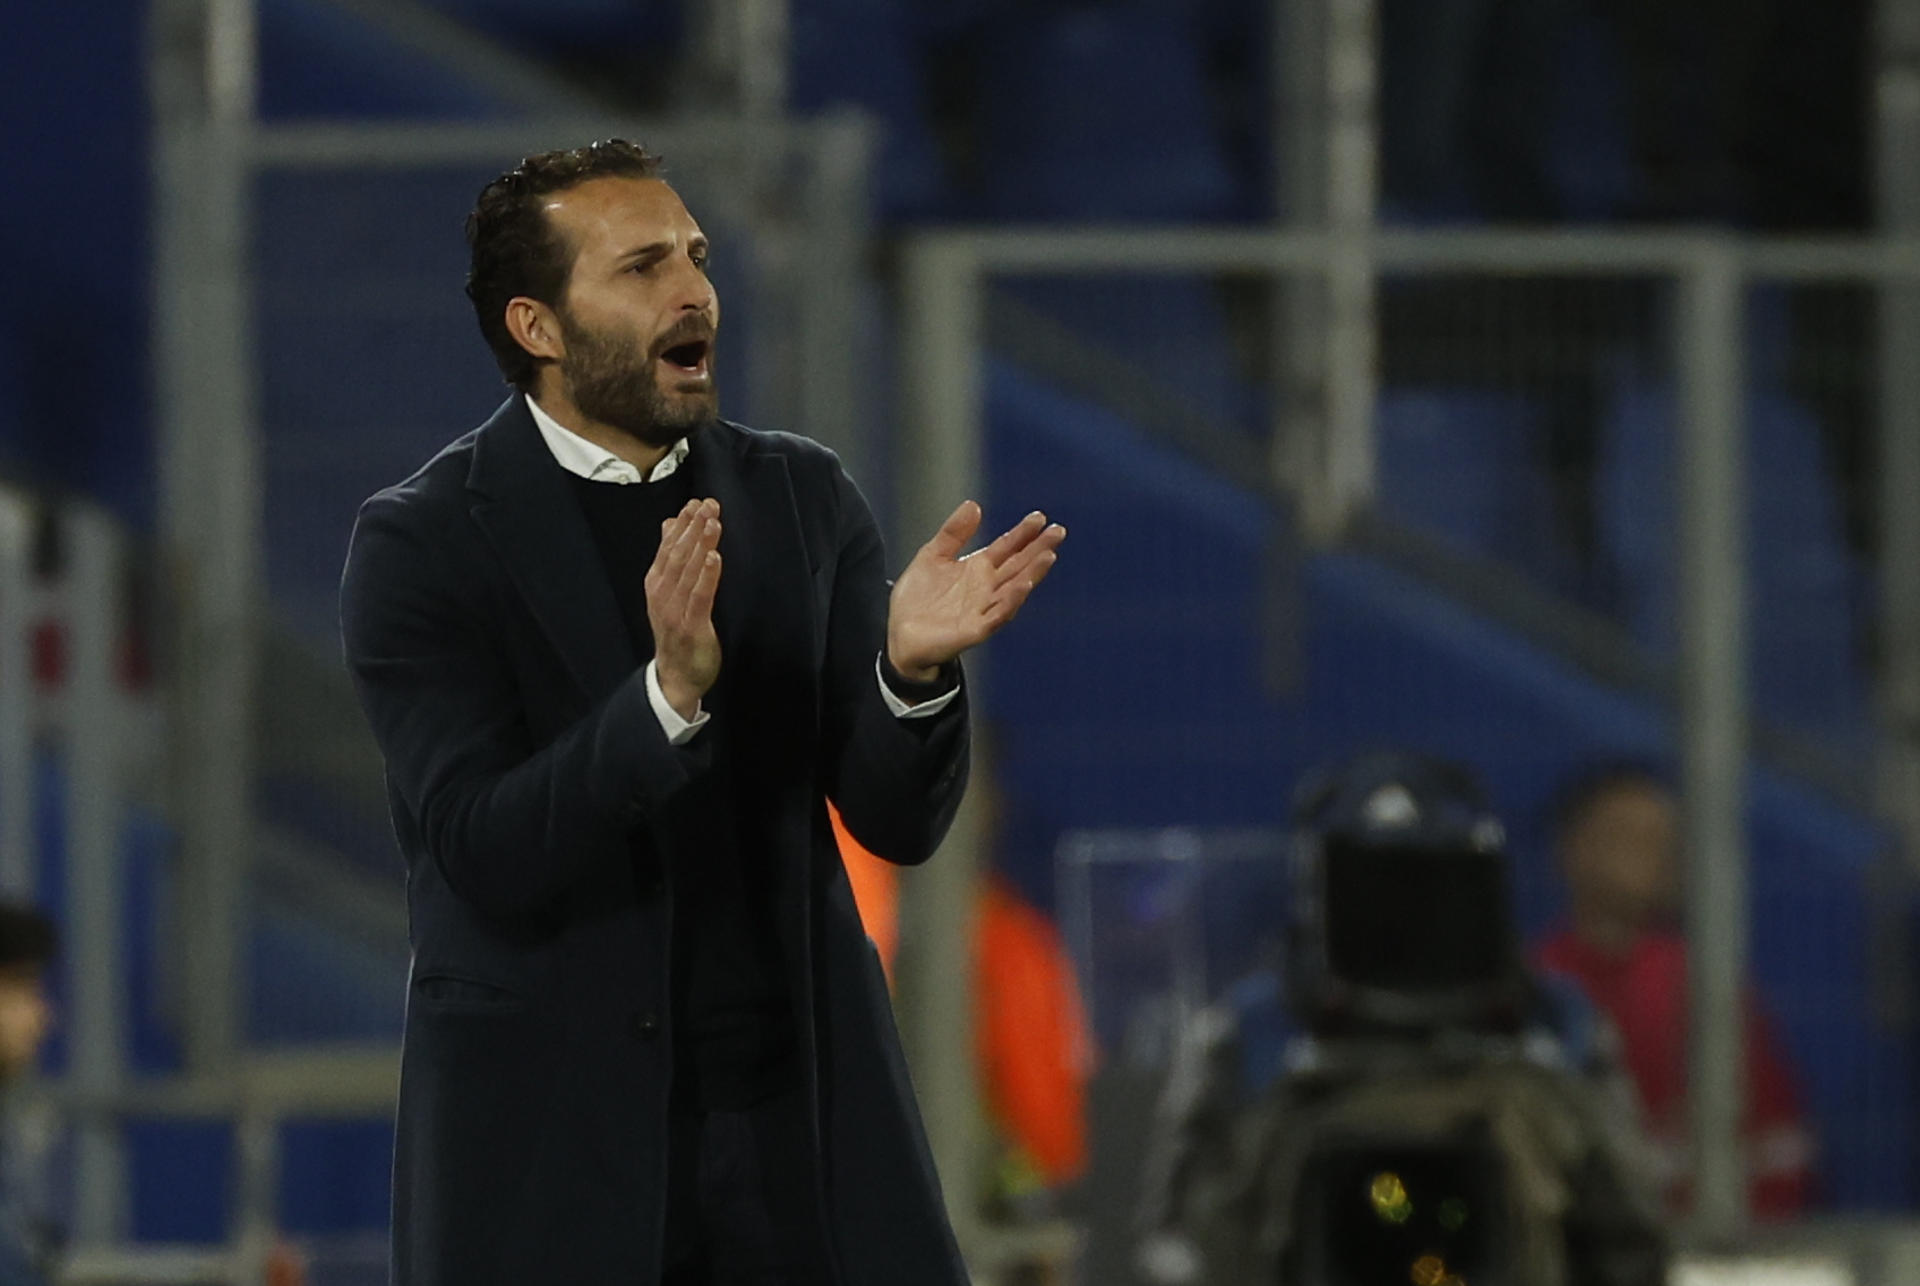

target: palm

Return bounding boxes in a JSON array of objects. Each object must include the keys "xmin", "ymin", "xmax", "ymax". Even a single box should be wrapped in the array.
[{"xmin": 887, "ymin": 501, "xmax": 1065, "ymax": 676}]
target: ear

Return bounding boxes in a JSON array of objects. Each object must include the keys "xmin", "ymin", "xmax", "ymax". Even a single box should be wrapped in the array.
[{"xmin": 505, "ymin": 296, "xmax": 565, "ymax": 365}]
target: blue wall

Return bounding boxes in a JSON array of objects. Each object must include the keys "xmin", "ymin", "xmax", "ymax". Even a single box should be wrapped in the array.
[{"xmin": 0, "ymin": 1, "xmax": 152, "ymax": 526}]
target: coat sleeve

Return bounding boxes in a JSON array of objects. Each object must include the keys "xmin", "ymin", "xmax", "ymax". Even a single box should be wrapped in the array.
[
  {"xmin": 816, "ymin": 464, "xmax": 969, "ymax": 866},
  {"xmin": 340, "ymin": 491, "xmax": 709, "ymax": 918}
]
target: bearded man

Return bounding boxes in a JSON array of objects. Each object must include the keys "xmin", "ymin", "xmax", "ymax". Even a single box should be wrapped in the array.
[{"xmin": 340, "ymin": 140, "xmax": 1064, "ymax": 1286}]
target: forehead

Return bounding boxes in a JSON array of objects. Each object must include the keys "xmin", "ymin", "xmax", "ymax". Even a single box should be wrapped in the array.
[
  {"xmin": 543, "ymin": 176, "xmax": 702, "ymax": 259},
  {"xmin": 0, "ymin": 963, "xmax": 43, "ymax": 988},
  {"xmin": 1575, "ymin": 782, "xmax": 1675, "ymax": 833}
]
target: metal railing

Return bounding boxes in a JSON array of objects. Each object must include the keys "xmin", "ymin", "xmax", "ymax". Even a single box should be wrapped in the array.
[{"xmin": 49, "ymin": 1044, "xmax": 397, "ymax": 1286}]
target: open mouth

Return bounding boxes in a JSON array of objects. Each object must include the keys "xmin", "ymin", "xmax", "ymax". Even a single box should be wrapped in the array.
[{"xmin": 659, "ymin": 339, "xmax": 711, "ymax": 375}]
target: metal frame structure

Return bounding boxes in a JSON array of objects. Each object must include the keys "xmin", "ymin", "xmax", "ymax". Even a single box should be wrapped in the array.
[
  {"xmin": 0, "ymin": 494, "xmax": 158, "ymax": 1251},
  {"xmin": 896, "ymin": 224, "xmax": 1920, "ymax": 1246}
]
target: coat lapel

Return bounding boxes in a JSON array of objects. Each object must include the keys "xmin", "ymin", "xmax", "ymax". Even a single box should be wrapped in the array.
[
  {"xmin": 685, "ymin": 423, "xmax": 817, "ymax": 715},
  {"xmin": 465, "ymin": 396, "xmax": 637, "ymax": 704}
]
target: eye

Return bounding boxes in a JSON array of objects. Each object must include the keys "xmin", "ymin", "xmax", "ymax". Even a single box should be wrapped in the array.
[{"xmin": 691, "ymin": 249, "xmax": 710, "ymax": 270}]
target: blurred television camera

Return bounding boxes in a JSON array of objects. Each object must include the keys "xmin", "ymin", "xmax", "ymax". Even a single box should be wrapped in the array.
[{"xmin": 1133, "ymin": 753, "xmax": 1669, "ymax": 1286}]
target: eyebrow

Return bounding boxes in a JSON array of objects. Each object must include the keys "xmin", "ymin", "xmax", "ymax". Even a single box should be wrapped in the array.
[
  {"xmin": 617, "ymin": 235, "xmax": 709, "ymax": 266},
  {"xmin": 617, "ymin": 241, "xmax": 673, "ymax": 266}
]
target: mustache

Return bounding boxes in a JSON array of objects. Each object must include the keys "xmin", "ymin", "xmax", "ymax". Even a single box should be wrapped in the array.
[{"xmin": 651, "ymin": 313, "xmax": 717, "ymax": 358}]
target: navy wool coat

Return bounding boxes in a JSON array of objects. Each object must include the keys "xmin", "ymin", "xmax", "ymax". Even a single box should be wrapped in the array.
[{"xmin": 339, "ymin": 396, "xmax": 971, "ymax": 1286}]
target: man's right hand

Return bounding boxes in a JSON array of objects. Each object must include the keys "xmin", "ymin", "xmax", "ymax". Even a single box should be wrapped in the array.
[{"xmin": 646, "ymin": 498, "xmax": 722, "ymax": 721}]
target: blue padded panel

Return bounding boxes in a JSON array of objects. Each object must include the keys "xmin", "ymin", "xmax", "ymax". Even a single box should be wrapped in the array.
[
  {"xmin": 0, "ymin": 0, "xmax": 153, "ymax": 525},
  {"xmin": 259, "ymin": 0, "xmax": 514, "ymax": 120},
  {"xmin": 411, "ymin": 0, "xmax": 680, "ymax": 56},
  {"xmin": 1597, "ymin": 379, "xmax": 1871, "ymax": 742},
  {"xmin": 128, "ymin": 1120, "xmax": 234, "ymax": 1243},
  {"xmin": 790, "ymin": 0, "xmax": 948, "ymax": 218},
  {"xmin": 1375, "ymin": 387, "xmax": 1576, "ymax": 588},
  {"xmin": 279, "ymin": 1119, "xmax": 395, "ymax": 1235},
  {"xmin": 996, "ymin": 276, "xmax": 1254, "ymax": 431},
  {"xmin": 246, "ymin": 901, "xmax": 407, "ymax": 1047},
  {"xmin": 1546, "ymin": 14, "xmax": 1635, "ymax": 221},
  {"xmin": 973, "ymin": 0, "xmax": 1238, "ymax": 221}
]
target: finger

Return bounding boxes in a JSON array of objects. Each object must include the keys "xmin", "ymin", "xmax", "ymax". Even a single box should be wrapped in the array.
[
  {"xmin": 925, "ymin": 501, "xmax": 982, "ymax": 561},
  {"xmin": 651, "ymin": 508, "xmax": 696, "ymax": 572},
  {"xmin": 669, "ymin": 517, "xmax": 722, "ymax": 603},
  {"xmin": 983, "ymin": 546, "xmax": 1060, "ymax": 627},
  {"xmin": 686, "ymin": 548, "xmax": 722, "ymax": 620},
  {"xmin": 982, "ymin": 511, "xmax": 1050, "ymax": 567},
  {"xmin": 981, "ymin": 580, "xmax": 1036, "ymax": 633},
  {"xmin": 991, "ymin": 524, "xmax": 1065, "ymax": 589},
  {"xmin": 998, "ymin": 553, "xmax": 1059, "ymax": 609},
  {"xmin": 660, "ymin": 510, "xmax": 702, "ymax": 580},
  {"xmin": 650, "ymin": 511, "xmax": 708, "ymax": 611}
]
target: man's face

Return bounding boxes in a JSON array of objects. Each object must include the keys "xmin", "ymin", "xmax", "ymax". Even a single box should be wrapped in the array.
[
  {"xmin": 0, "ymin": 967, "xmax": 51, "ymax": 1081},
  {"xmin": 1563, "ymin": 782, "xmax": 1680, "ymax": 931},
  {"xmin": 541, "ymin": 176, "xmax": 720, "ymax": 445}
]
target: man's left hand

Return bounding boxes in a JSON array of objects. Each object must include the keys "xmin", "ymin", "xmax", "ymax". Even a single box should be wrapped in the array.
[{"xmin": 886, "ymin": 501, "xmax": 1066, "ymax": 680}]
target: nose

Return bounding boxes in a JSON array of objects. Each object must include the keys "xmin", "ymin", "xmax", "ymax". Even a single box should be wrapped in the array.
[{"xmin": 674, "ymin": 257, "xmax": 716, "ymax": 316}]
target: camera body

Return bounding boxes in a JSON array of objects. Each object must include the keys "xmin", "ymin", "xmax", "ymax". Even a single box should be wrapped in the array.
[
  {"xmin": 1135, "ymin": 755, "xmax": 1666, "ymax": 1286},
  {"xmin": 1285, "ymin": 753, "xmax": 1530, "ymax": 1038},
  {"xmin": 1259, "ymin": 755, "xmax": 1661, "ymax": 1286}
]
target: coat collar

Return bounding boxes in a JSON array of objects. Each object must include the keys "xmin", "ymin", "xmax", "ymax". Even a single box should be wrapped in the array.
[{"xmin": 464, "ymin": 394, "xmax": 801, "ymax": 707}]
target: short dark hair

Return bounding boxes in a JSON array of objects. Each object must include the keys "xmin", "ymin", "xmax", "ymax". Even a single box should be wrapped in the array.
[
  {"xmin": 0, "ymin": 902, "xmax": 56, "ymax": 971},
  {"xmin": 465, "ymin": 140, "xmax": 666, "ymax": 390},
  {"xmin": 1549, "ymin": 758, "xmax": 1674, "ymax": 845}
]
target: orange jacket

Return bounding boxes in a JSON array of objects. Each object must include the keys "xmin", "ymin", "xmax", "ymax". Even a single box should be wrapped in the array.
[{"xmin": 831, "ymin": 806, "xmax": 1092, "ymax": 1184}]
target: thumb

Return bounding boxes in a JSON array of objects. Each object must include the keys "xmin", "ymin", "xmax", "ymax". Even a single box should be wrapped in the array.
[{"xmin": 924, "ymin": 500, "xmax": 982, "ymax": 561}]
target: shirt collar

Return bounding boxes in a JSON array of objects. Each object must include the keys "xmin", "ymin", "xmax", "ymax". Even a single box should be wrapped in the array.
[{"xmin": 526, "ymin": 394, "xmax": 690, "ymax": 485}]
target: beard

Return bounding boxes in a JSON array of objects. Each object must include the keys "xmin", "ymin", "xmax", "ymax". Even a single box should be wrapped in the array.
[{"xmin": 557, "ymin": 309, "xmax": 719, "ymax": 448}]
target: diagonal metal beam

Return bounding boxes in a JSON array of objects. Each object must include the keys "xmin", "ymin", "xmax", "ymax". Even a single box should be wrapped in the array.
[{"xmin": 315, "ymin": 0, "xmax": 616, "ymax": 116}]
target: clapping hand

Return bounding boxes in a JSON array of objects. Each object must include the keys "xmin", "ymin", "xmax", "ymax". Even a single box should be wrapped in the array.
[
  {"xmin": 647, "ymin": 498, "xmax": 723, "ymax": 720},
  {"xmin": 886, "ymin": 502, "xmax": 1066, "ymax": 680}
]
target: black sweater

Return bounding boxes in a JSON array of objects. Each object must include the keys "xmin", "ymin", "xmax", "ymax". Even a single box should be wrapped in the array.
[{"xmin": 564, "ymin": 466, "xmax": 795, "ymax": 1109}]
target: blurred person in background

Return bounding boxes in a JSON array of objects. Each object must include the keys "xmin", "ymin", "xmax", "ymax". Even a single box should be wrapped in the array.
[
  {"xmin": 1534, "ymin": 762, "xmax": 1815, "ymax": 1219},
  {"xmin": 832, "ymin": 765, "xmax": 1095, "ymax": 1284},
  {"xmin": 0, "ymin": 903, "xmax": 57, "ymax": 1286},
  {"xmin": 340, "ymin": 140, "xmax": 1064, "ymax": 1286}
]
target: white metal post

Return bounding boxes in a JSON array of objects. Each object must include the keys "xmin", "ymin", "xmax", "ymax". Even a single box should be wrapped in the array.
[
  {"xmin": 1875, "ymin": 0, "xmax": 1920, "ymax": 877},
  {"xmin": 1321, "ymin": 0, "xmax": 1380, "ymax": 532},
  {"xmin": 687, "ymin": 0, "xmax": 790, "ymax": 117},
  {"xmin": 152, "ymin": 0, "xmax": 261, "ymax": 1080},
  {"xmin": 1677, "ymin": 245, "xmax": 1752, "ymax": 1240},
  {"xmin": 66, "ymin": 507, "xmax": 129, "ymax": 1244},
  {"xmin": 894, "ymin": 238, "xmax": 988, "ymax": 1253},
  {"xmin": 795, "ymin": 114, "xmax": 876, "ymax": 473},
  {"xmin": 1272, "ymin": 0, "xmax": 1330, "ymax": 512},
  {"xmin": 0, "ymin": 492, "xmax": 36, "ymax": 899}
]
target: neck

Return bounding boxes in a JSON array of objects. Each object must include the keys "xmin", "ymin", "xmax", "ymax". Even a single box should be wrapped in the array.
[{"xmin": 528, "ymin": 383, "xmax": 673, "ymax": 476}]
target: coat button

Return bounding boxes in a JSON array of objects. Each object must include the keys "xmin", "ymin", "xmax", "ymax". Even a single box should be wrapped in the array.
[{"xmin": 630, "ymin": 1011, "xmax": 661, "ymax": 1041}]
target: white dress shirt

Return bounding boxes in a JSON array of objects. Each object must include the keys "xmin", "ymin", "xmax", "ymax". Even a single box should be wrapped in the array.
[{"xmin": 527, "ymin": 396, "xmax": 959, "ymax": 745}]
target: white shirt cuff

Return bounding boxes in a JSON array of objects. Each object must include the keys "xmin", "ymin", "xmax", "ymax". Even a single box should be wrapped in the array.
[
  {"xmin": 876, "ymin": 655, "xmax": 961, "ymax": 720},
  {"xmin": 646, "ymin": 659, "xmax": 709, "ymax": 745}
]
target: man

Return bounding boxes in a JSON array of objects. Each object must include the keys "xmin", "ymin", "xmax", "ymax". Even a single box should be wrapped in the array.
[
  {"xmin": 1534, "ymin": 763, "xmax": 1814, "ymax": 1219},
  {"xmin": 340, "ymin": 140, "xmax": 1064, "ymax": 1286},
  {"xmin": 0, "ymin": 902, "xmax": 57, "ymax": 1286}
]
